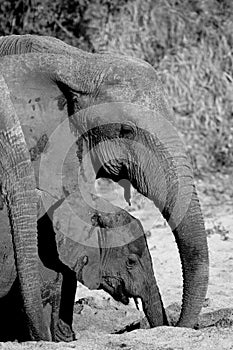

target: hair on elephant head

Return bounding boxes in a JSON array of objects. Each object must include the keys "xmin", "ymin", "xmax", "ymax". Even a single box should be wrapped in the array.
[{"xmin": 0, "ymin": 34, "xmax": 208, "ymax": 337}]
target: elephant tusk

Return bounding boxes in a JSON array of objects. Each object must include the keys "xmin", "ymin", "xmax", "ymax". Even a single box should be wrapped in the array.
[
  {"xmin": 134, "ymin": 297, "xmax": 143, "ymax": 312},
  {"xmin": 118, "ymin": 179, "xmax": 131, "ymax": 206}
]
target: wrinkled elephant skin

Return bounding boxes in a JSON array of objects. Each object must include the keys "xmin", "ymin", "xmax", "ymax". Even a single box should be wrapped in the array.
[
  {"xmin": 0, "ymin": 34, "xmax": 208, "ymax": 335},
  {"xmin": 0, "ymin": 189, "xmax": 166, "ymax": 341}
]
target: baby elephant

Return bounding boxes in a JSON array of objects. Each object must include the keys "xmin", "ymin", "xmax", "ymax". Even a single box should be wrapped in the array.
[{"xmin": 0, "ymin": 192, "xmax": 167, "ymax": 341}]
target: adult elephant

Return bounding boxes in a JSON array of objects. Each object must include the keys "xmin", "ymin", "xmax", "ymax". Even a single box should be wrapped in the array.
[{"xmin": 0, "ymin": 34, "xmax": 208, "ymax": 339}]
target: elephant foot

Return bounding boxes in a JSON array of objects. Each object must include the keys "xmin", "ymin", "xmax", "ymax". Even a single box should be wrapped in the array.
[{"xmin": 52, "ymin": 319, "xmax": 76, "ymax": 342}]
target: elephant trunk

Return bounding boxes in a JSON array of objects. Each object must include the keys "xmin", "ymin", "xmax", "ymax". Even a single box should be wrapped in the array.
[
  {"xmin": 74, "ymin": 102, "xmax": 209, "ymax": 328},
  {"xmin": 0, "ymin": 77, "xmax": 50, "ymax": 340},
  {"xmin": 128, "ymin": 125, "xmax": 209, "ymax": 328},
  {"xmin": 172, "ymin": 189, "xmax": 209, "ymax": 327},
  {"xmin": 141, "ymin": 278, "xmax": 168, "ymax": 327}
]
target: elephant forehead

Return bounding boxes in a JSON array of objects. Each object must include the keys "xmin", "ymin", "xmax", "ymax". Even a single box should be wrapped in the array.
[
  {"xmin": 78, "ymin": 102, "xmax": 153, "ymax": 126},
  {"xmin": 127, "ymin": 235, "xmax": 147, "ymax": 256},
  {"xmin": 76, "ymin": 102, "xmax": 127, "ymax": 130},
  {"xmin": 93, "ymin": 60, "xmax": 172, "ymax": 125},
  {"xmin": 100, "ymin": 211, "xmax": 145, "ymax": 241},
  {"xmin": 75, "ymin": 101, "xmax": 171, "ymax": 135},
  {"xmin": 97, "ymin": 60, "xmax": 154, "ymax": 101}
]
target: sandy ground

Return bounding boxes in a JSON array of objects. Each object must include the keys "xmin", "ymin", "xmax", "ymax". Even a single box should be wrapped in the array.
[{"xmin": 1, "ymin": 173, "xmax": 233, "ymax": 349}]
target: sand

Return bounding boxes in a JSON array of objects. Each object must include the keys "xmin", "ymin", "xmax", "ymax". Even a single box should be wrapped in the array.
[{"xmin": 1, "ymin": 173, "xmax": 233, "ymax": 349}]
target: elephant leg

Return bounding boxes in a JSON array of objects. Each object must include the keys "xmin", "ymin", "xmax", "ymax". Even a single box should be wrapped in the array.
[
  {"xmin": 0, "ymin": 278, "xmax": 29, "ymax": 341},
  {"xmin": 52, "ymin": 270, "xmax": 77, "ymax": 342},
  {"xmin": 37, "ymin": 213, "xmax": 76, "ymax": 342}
]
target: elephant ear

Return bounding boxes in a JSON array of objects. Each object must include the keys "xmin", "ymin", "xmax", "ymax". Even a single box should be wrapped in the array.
[
  {"xmin": 1, "ymin": 50, "xmax": 80, "ymax": 215},
  {"xmin": 81, "ymin": 242, "xmax": 102, "ymax": 290},
  {"xmin": 52, "ymin": 193, "xmax": 103, "ymax": 290},
  {"xmin": 52, "ymin": 190, "xmax": 145, "ymax": 291}
]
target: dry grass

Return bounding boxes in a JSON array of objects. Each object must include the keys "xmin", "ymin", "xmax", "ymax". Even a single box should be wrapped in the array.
[{"xmin": 91, "ymin": 0, "xmax": 233, "ymax": 174}]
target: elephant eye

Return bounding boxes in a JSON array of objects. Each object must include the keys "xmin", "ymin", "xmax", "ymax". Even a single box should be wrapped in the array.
[
  {"xmin": 126, "ymin": 254, "xmax": 138, "ymax": 268},
  {"xmin": 120, "ymin": 123, "xmax": 135, "ymax": 139}
]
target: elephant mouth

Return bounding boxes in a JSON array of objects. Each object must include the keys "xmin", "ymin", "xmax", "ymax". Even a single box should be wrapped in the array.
[{"xmin": 100, "ymin": 277, "xmax": 129, "ymax": 305}]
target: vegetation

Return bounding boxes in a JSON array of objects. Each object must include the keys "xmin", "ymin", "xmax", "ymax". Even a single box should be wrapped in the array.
[{"xmin": 1, "ymin": 0, "xmax": 233, "ymax": 174}]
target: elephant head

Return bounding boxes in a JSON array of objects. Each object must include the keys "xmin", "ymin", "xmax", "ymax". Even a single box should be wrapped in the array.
[
  {"xmin": 96, "ymin": 227, "xmax": 168, "ymax": 328},
  {"xmin": 74, "ymin": 107, "xmax": 209, "ymax": 329},
  {"xmin": 0, "ymin": 34, "xmax": 208, "ymax": 330},
  {"xmin": 51, "ymin": 191, "xmax": 168, "ymax": 327}
]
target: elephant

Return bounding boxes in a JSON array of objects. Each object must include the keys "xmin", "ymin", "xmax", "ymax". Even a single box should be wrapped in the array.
[
  {"xmin": 0, "ymin": 189, "xmax": 166, "ymax": 341},
  {"xmin": 0, "ymin": 34, "xmax": 209, "ymax": 339}
]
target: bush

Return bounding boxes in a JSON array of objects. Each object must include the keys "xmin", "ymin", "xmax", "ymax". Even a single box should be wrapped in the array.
[{"xmin": 90, "ymin": 0, "xmax": 233, "ymax": 174}]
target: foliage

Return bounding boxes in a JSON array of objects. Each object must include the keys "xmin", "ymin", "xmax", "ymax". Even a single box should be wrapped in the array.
[{"xmin": 1, "ymin": 0, "xmax": 233, "ymax": 173}]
